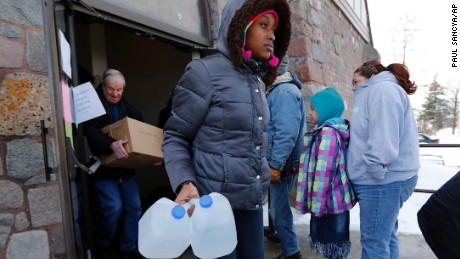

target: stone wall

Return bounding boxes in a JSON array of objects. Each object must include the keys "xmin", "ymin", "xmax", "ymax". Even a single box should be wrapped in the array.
[
  {"xmin": 288, "ymin": 0, "xmax": 379, "ymax": 122},
  {"xmin": 0, "ymin": 0, "xmax": 65, "ymax": 258}
]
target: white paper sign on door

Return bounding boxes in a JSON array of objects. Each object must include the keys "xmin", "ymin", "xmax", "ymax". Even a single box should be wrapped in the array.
[
  {"xmin": 72, "ymin": 82, "xmax": 106, "ymax": 125},
  {"xmin": 58, "ymin": 30, "xmax": 72, "ymax": 79}
]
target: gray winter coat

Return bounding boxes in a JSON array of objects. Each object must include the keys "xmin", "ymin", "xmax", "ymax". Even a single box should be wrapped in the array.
[{"xmin": 162, "ymin": 0, "xmax": 291, "ymax": 210}]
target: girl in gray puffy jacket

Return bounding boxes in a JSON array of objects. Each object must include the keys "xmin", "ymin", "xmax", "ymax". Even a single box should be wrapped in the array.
[{"xmin": 162, "ymin": 0, "xmax": 292, "ymax": 258}]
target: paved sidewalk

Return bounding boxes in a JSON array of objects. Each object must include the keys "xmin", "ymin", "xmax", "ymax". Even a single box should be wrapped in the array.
[
  {"xmin": 264, "ymin": 226, "xmax": 436, "ymax": 259},
  {"xmin": 178, "ymin": 225, "xmax": 436, "ymax": 259}
]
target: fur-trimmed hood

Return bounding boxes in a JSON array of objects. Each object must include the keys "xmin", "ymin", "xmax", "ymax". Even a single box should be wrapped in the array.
[{"xmin": 216, "ymin": 0, "xmax": 292, "ymax": 86}]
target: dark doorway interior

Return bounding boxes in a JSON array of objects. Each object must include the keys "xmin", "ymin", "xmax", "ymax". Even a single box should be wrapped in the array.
[{"xmin": 71, "ymin": 11, "xmax": 193, "ymax": 257}]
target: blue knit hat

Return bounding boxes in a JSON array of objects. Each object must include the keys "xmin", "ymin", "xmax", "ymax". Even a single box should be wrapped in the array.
[{"xmin": 309, "ymin": 87, "xmax": 344, "ymax": 125}]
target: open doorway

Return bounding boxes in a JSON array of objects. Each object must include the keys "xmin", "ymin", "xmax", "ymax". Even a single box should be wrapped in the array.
[
  {"xmin": 74, "ymin": 12, "xmax": 193, "ymax": 208},
  {"xmin": 73, "ymin": 10, "xmax": 193, "ymax": 243}
]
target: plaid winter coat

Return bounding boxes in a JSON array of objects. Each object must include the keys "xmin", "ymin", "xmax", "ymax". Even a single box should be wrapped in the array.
[{"xmin": 295, "ymin": 118, "xmax": 356, "ymax": 217}]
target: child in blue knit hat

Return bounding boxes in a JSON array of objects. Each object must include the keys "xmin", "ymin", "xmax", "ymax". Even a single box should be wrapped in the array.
[{"xmin": 295, "ymin": 87, "xmax": 357, "ymax": 259}]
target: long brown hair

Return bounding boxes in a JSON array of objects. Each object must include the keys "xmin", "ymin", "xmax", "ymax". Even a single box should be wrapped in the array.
[
  {"xmin": 386, "ymin": 63, "xmax": 417, "ymax": 94},
  {"xmin": 354, "ymin": 60, "xmax": 417, "ymax": 95}
]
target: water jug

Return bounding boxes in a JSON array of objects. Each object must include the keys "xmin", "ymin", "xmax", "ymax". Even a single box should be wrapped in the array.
[
  {"xmin": 138, "ymin": 197, "xmax": 192, "ymax": 258},
  {"xmin": 190, "ymin": 192, "xmax": 237, "ymax": 258}
]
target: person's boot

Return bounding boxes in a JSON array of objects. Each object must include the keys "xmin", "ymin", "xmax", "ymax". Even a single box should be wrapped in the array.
[
  {"xmin": 94, "ymin": 246, "xmax": 110, "ymax": 259},
  {"xmin": 265, "ymin": 231, "xmax": 281, "ymax": 243},
  {"xmin": 274, "ymin": 251, "xmax": 302, "ymax": 259}
]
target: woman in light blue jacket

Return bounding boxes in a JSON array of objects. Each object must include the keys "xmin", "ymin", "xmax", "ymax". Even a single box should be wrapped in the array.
[{"xmin": 348, "ymin": 60, "xmax": 419, "ymax": 259}]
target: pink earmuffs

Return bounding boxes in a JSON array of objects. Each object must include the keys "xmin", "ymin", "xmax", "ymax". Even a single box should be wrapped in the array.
[{"xmin": 241, "ymin": 9, "xmax": 280, "ymax": 67}]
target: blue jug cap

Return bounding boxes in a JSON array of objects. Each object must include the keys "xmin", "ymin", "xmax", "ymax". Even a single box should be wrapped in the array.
[
  {"xmin": 200, "ymin": 195, "xmax": 213, "ymax": 208},
  {"xmin": 171, "ymin": 205, "xmax": 186, "ymax": 219}
]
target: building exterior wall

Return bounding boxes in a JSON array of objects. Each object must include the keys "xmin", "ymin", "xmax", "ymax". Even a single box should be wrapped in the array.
[
  {"xmin": 0, "ymin": 0, "xmax": 65, "ymax": 258},
  {"xmin": 288, "ymin": 0, "xmax": 378, "ymax": 122},
  {"xmin": 0, "ymin": 0, "xmax": 377, "ymax": 257}
]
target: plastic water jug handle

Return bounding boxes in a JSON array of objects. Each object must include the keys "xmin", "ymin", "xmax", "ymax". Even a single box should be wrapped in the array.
[
  {"xmin": 182, "ymin": 202, "xmax": 192, "ymax": 210},
  {"xmin": 188, "ymin": 198, "xmax": 199, "ymax": 207},
  {"xmin": 188, "ymin": 195, "xmax": 213, "ymax": 208}
]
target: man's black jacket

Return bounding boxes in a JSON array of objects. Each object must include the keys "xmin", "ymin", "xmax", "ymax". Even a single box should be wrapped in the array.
[{"xmin": 83, "ymin": 86, "xmax": 142, "ymax": 180}]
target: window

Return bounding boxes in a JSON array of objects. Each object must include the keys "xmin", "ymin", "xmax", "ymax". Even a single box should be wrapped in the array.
[
  {"xmin": 334, "ymin": 0, "xmax": 370, "ymax": 43},
  {"xmin": 78, "ymin": 0, "xmax": 212, "ymax": 46}
]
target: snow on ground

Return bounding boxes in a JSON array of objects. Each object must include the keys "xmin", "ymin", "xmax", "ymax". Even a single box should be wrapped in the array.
[{"xmin": 265, "ymin": 129, "xmax": 460, "ymax": 235}]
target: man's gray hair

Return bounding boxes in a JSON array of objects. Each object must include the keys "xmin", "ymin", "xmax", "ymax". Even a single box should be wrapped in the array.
[{"xmin": 102, "ymin": 69, "xmax": 125, "ymax": 86}]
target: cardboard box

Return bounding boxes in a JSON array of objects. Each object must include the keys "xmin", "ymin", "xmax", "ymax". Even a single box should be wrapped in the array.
[{"xmin": 100, "ymin": 117, "xmax": 163, "ymax": 168}]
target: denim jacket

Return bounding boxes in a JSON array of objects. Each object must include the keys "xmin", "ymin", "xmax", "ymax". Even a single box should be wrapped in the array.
[{"xmin": 266, "ymin": 72, "xmax": 306, "ymax": 171}]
